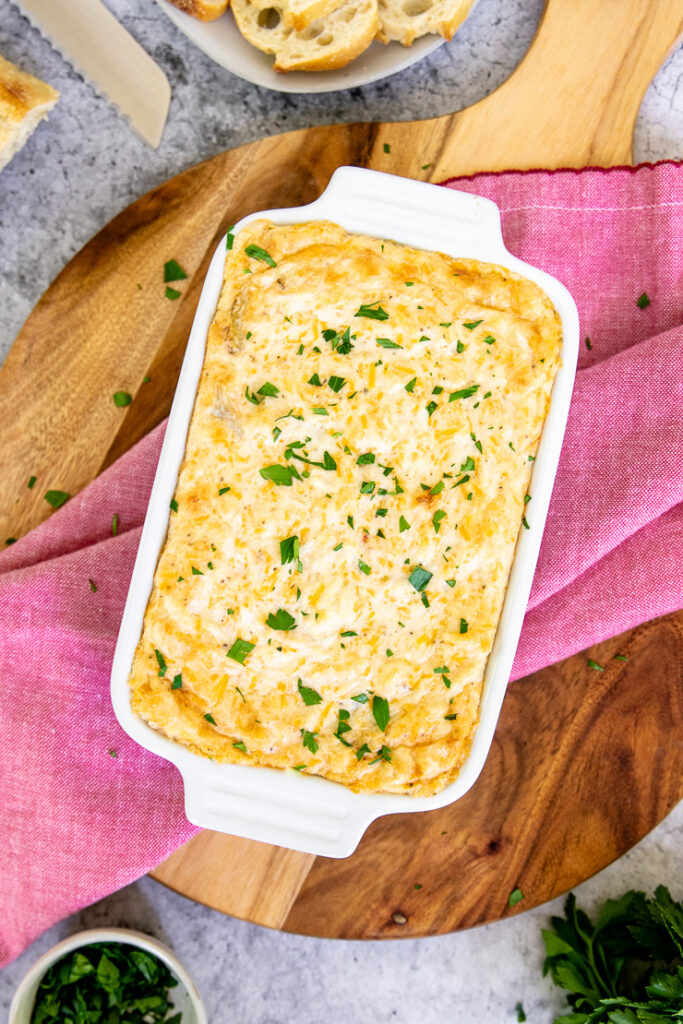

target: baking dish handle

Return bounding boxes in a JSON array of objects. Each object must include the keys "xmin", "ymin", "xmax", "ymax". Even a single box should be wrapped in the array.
[
  {"xmin": 181, "ymin": 765, "xmax": 376, "ymax": 859},
  {"xmin": 311, "ymin": 164, "xmax": 506, "ymax": 261}
]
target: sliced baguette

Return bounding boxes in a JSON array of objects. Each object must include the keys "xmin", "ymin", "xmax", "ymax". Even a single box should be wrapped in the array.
[
  {"xmin": 249, "ymin": 0, "xmax": 346, "ymax": 32},
  {"xmin": 232, "ymin": 0, "xmax": 378, "ymax": 71},
  {"xmin": 377, "ymin": 0, "xmax": 475, "ymax": 45},
  {"xmin": 167, "ymin": 0, "xmax": 229, "ymax": 20},
  {"xmin": 0, "ymin": 54, "xmax": 59, "ymax": 173}
]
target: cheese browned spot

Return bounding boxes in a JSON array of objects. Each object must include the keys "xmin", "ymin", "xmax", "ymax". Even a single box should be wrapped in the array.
[{"xmin": 128, "ymin": 220, "xmax": 562, "ymax": 796}]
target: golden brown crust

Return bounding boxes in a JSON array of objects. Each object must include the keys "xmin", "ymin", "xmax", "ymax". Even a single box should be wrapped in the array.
[
  {"xmin": 376, "ymin": 0, "xmax": 475, "ymax": 45},
  {"xmin": 0, "ymin": 54, "xmax": 58, "ymax": 125},
  {"xmin": 129, "ymin": 220, "xmax": 562, "ymax": 796},
  {"xmin": 166, "ymin": 0, "xmax": 229, "ymax": 20}
]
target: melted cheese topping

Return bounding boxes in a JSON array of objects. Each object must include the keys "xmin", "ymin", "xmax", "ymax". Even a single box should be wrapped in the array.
[{"xmin": 129, "ymin": 220, "xmax": 562, "ymax": 796}]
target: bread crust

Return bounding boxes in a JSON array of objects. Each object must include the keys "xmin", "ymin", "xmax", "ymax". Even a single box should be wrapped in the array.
[
  {"xmin": 376, "ymin": 0, "xmax": 475, "ymax": 45},
  {"xmin": 167, "ymin": 0, "xmax": 229, "ymax": 20},
  {"xmin": 0, "ymin": 54, "xmax": 59, "ymax": 171}
]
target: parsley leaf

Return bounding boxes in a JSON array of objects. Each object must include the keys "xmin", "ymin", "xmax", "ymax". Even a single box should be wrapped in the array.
[
  {"xmin": 376, "ymin": 337, "xmax": 402, "ymax": 349},
  {"xmin": 372, "ymin": 696, "xmax": 390, "ymax": 731},
  {"xmin": 355, "ymin": 302, "xmax": 389, "ymax": 321},
  {"xmin": 245, "ymin": 244, "xmax": 277, "ymax": 267},
  {"xmin": 227, "ymin": 638, "xmax": 255, "ymax": 664},
  {"xmin": 449, "ymin": 385, "xmax": 479, "ymax": 402},
  {"xmin": 409, "ymin": 566, "xmax": 432, "ymax": 592},
  {"xmin": 433, "ymin": 509, "xmax": 446, "ymax": 533},
  {"xmin": 266, "ymin": 608, "xmax": 297, "ymax": 631},
  {"xmin": 113, "ymin": 391, "xmax": 132, "ymax": 407},
  {"xmin": 328, "ymin": 375, "xmax": 346, "ymax": 393},
  {"xmin": 259, "ymin": 464, "xmax": 301, "ymax": 486},
  {"xmin": 297, "ymin": 678, "xmax": 322, "ymax": 705},
  {"xmin": 301, "ymin": 728, "xmax": 318, "ymax": 753},
  {"xmin": 154, "ymin": 649, "xmax": 167, "ymax": 677},
  {"xmin": 358, "ymin": 559, "xmax": 371, "ymax": 575},
  {"xmin": 404, "ymin": 377, "xmax": 417, "ymax": 393},
  {"xmin": 280, "ymin": 534, "xmax": 300, "ymax": 564},
  {"xmin": 509, "ymin": 888, "xmax": 524, "ymax": 908},
  {"xmin": 463, "ymin": 319, "xmax": 483, "ymax": 330},
  {"xmin": 636, "ymin": 292, "xmax": 651, "ymax": 309},
  {"xmin": 164, "ymin": 259, "xmax": 188, "ymax": 282},
  {"xmin": 44, "ymin": 489, "xmax": 70, "ymax": 510}
]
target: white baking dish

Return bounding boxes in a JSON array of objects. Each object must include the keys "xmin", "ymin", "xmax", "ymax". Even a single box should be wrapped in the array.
[{"xmin": 111, "ymin": 166, "xmax": 579, "ymax": 859}]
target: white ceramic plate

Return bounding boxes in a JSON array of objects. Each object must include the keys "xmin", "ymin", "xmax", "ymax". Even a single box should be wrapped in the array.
[
  {"xmin": 155, "ymin": 0, "xmax": 445, "ymax": 93},
  {"xmin": 111, "ymin": 166, "xmax": 579, "ymax": 859}
]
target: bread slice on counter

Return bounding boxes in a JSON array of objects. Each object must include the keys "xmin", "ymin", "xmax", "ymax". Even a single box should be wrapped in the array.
[
  {"xmin": 232, "ymin": 0, "xmax": 378, "ymax": 71},
  {"xmin": 167, "ymin": 0, "xmax": 230, "ymax": 19},
  {"xmin": 377, "ymin": 0, "xmax": 475, "ymax": 45},
  {"xmin": 0, "ymin": 54, "xmax": 59, "ymax": 172}
]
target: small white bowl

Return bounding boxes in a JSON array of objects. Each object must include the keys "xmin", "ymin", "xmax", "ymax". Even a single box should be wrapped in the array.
[{"xmin": 9, "ymin": 928, "xmax": 207, "ymax": 1024}]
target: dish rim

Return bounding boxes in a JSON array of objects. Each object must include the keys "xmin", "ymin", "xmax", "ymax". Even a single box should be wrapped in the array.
[{"xmin": 110, "ymin": 165, "xmax": 579, "ymax": 858}]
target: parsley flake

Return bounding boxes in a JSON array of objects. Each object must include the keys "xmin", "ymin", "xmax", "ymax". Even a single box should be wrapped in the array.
[
  {"xmin": 463, "ymin": 319, "xmax": 483, "ymax": 330},
  {"xmin": 355, "ymin": 302, "xmax": 389, "ymax": 321},
  {"xmin": 280, "ymin": 535, "xmax": 300, "ymax": 565},
  {"xmin": 460, "ymin": 618, "xmax": 468, "ymax": 634},
  {"xmin": 449, "ymin": 385, "xmax": 479, "ymax": 402},
  {"xmin": 297, "ymin": 678, "xmax": 322, "ymax": 705},
  {"xmin": 245, "ymin": 244, "xmax": 276, "ymax": 268},
  {"xmin": 377, "ymin": 337, "xmax": 402, "ymax": 349},
  {"xmin": 433, "ymin": 509, "xmax": 446, "ymax": 533},
  {"xmin": 163, "ymin": 259, "xmax": 188, "ymax": 282},
  {"xmin": 358, "ymin": 559, "xmax": 371, "ymax": 576},
  {"xmin": 45, "ymin": 489, "xmax": 70, "ymax": 510},
  {"xmin": 154, "ymin": 649, "xmax": 167, "ymax": 677},
  {"xmin": 267, "ymin": 609, "xmax": 297, "ymax": 631},
  {"xmin": 227, "ymin": 638, "xmax": 254, "ymax": 664},
  {"xmin": 301, "ymin": 729, "xmax": 318, "ymax": 753},
  {"xmin": 508, "ymin": 888, "xmax": 524, "ymax": 908},
  {"xmin": 409, "ymin": 566, "xmax": 432, "ymax": 592},
  {"xmin": 171, "ymin": 673, "xmax": 183, "ymax": 690},
  {"xmin": 636, "ymin": 292, "xmax": 651, "ymax": 309},
  {"xmin": 204, "ymin": 713, "xmax": 217, "ymax": 725},
  {"xmin": 372, "ymin": 696, "xmax": 390, "ymax": 731},
  {"xmin": 404, "ymin": 377, "xmax": 417, "ymax": 393},
  {"xmin": 588, "ymin": 658, "xmax": 604, "ymax": 671},
  {"xmin": 165, "ymin": 287, "xmax": 181, "ymax": 300},
  {"xmin": 113, "ymin": 391, "xmax": 132, "ymax": 407},
  {"xmin": 259, "ymin": 464, "xmax": 301, "ymax": 486}
]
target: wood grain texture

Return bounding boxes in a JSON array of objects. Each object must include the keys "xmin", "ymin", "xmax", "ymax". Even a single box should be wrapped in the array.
[{"xmin": 1, "ymin": 0, "xmax": 681, "ymax": 938}]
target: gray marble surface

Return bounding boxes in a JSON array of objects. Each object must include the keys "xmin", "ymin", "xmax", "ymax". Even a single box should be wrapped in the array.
[{"xmin": 0, "ymin": 1, "xmax": 681, "ymax": 1019}]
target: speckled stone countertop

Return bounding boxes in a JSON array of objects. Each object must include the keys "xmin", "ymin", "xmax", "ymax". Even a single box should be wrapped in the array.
[{"xmin": 0, "ymin": 1, "xmax": 681, "ymax": 1019}]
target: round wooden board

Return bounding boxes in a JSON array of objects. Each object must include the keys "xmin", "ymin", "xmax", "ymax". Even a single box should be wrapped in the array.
[{"xmin": 1, "ymin": 0, "xmax": 681, "ymax": 939}]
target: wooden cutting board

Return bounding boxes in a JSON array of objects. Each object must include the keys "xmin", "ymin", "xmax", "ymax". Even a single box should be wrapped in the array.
[{"xmin": 1, "ymin": 0, "xmax": 681, "ymax": 938}]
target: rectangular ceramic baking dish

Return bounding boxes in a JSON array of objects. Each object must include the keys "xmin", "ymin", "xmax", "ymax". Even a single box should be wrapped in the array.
[{"xmin": 111, "ymin": 166, "xmax": 579, "ymax": 859}]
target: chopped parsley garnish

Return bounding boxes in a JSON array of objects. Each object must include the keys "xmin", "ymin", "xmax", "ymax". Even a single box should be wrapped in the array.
[
  {"xmin": 515, "ymin": 1003, "xmax": 526, "ymax": 1022},
  {"xmin": 449, "ymin": 385, "xmax": 479, "ymax": 401},
  {"xmin": 259, "ymin": 464, "xmax": 301, "ymax": 486},
  {"xmin": 383, "ymin": 142, "xmax": 391, "ymax": 153},
  {"xmin": 266, "ymin": 608, "xmax": 297, "ymax": 631},
  {"xmin": 328, "ymin": 375, "xmax": 346, "ymax": 393},
  {"xmin": 45, "ymin": 489, "xmax": 70, "ymax": 510},
  {"xmin": 445, "ymin": 579, "xmax": 456, "ymax": 588},
  {"xmin": 587, "ymin": 658, "xmax": 604, "ymax": 671},
  {"xmin": 508, "ymin": 887, "xmax": 524, "ymax": 908},
  {"xmin": 376, "ymin": 337, "xmax": 402, "ymax": 349},
  {"xmin": 404, "ymin": 377, "xmax": 417, "ymax": 393},
  {"xmin": 312, "ymin": 407, "xmax": 328, "ymax": 415},
  {"xmin": 292, "ymin": 764, "xmax": 306, "ymax": 771},
  {"xmin": 370, "ymin": 745, "xmax": 392, "ymax": 765},
  {"xmin": 360, "ymin": 481, "xmax": 375, "ymax": 495},
  {"xmin": 218, "ymin": 485, "xmax": 230, "ymax": 495},
  {"xmin": 352, "ymin": 693, "xmax": 369, "ymax": 704},
  {"xmin": 636, "ymin": 292, "xmax": 651, "ymax": 309},
  {"xmin": 163, "ymin": 258, "xmax": 188, "ymax": 282},
  {"xmin": 347, "ymin": 515, "xmax": 355, "ymax": 529},
  {"xmin": 341, "ymin": 630, "xmax": 358, "ymax": 637},
  {"xmin": 227, "ymin": 638, "xmax": 255, "ymax": 664},
  {"xmin": 111, "ymin": 513, "xmax": 119, "ymax": 536},
  {"xmin": 301, "ymin": 729, "xmax": 318, "ymax": 753},
  {"xmin": 154, "ymin": 649, "xmax": 167, "ymax": 677},
  {"xmin": 233, "ymin": 740, "xmax": 248, "ymax": 753},
  {"xmin": 204, "ymin": 713, "xmax": 217, "ymax": 725},
  {"xmin": 171, "ymin": 674, "xmax": 183, "ymax": 690},
  {"xmin": 460, "ymin": 618, "xmax": 468, "ymax": 634},
  {"xmin": 191, "ymin": 566, "xmax": 203, "ymax": 575},
  {"xmin": 333, "ymin": 542, "xmax": 343, "ymax": 551},
  {"xmin": 482, "ymin": 335, "xmax": 496, "ymax": 345},
  {"xmin": 399, "ymin": 515, "xmax": 411, "ymax": 532},
  {"xmin": 471, "ymin": 432, "xmax": 483, "ymax": 453},
  {"xmin": 165, "ymin": 286, "xmax": 181, "ymax": 300},
  {"xmin": 444, "ymin": 713, "xmax": 458, "ymax": 721},
  {"xmin": 522, "ymin": 516, "xmax": 530, "ymax": 529},
  {"xmin": 426, "ymin": 401, "xmax": 438, "ymax": 417},
  {"xmin": 297, "ymin": 678, "xmax": 322, "ymax": 706},
  {"xmin": 28, "ymin": 475, "xmax": 37, "ymax": 489},
  {"xmin": 585, "ymin": 336, "xmax": 593, "ymax": 350},
  {"xmin": 358, "ymin": 559, "xmax": 371, "ymax": 575},
  {"xmin": 258, "ymin": 381, "xmax": 280, "ymax": 397},
  {"xmin": 307, "ymin": 374, "xmax": 323, "ymax": 388},
  {"xmin": 334, "ymin": 708, "xmax": 352, "ymax": 746},
  {"xmin": 433, "ymin": 510, "xmax": 446, "ymax": 533},
  {"xmin": 113, "ymin": 391, "xmax": 132, "ymax": 407},
  {"xmin": 88, "ymin": 578, "xmax": 97, "ymax": 592},
  {"xmin": 614, "ymin": 654, "xmax": 629, "ymax": 662},
  {"xmin": 322, "ymin": 326, "xmax": 354, "ymax": 354},
  {"xmin": 460, "ymin": 456, "xmax": 475, "ymax": 473},
  {"xmin": 245, "ymin": 244, "xmax": 276, "ymax": 268},
  {"xmin": 456, "ymin": 340, "xmax": 465, "ymax": 353},
  {"xmin": 280, "ymin": 534, "xmax": 300, "ymax": 565},
  {"xmin": 169, "ymin": 498, "xmax": 178, "ymax": 512},
  {"xmin": 372, "ymin": 696, "xmax": 390, "ymax": 731},
  {"xmin": 356, "ymin": 742, "xmax": 371, "ymax": 759},
  {"xmin": 409, "ymin": 566, "xmax": 432, "ymax": 592},
  {"xmin": 356, "ymin": 453, "xmax": 376, "ymax": 468},
  {"xmin": 463, "ymin": 319, "xmax": 483, "ymax": 330},
  {"xmin": 355, "ymin": 302, "xmax": 389, "ymax": 321},
  {"xmin": 430, "ymin": 480, "xmax": 445, "ymax": 496},
  {"xmin": 226, "ymin": 225, "xmax": 234, "ymax": 249}
]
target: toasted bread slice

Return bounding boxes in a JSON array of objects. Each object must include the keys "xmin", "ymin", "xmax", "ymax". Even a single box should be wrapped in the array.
[
  {"xmin": 167, "ymin": 0, "xmax": 229, "ymax": 20},
  {"xmin": 0, "ymin": 54, "xmax": 59, "ymax": 172},
  {"xmin": 232, "ymin": 0, "xmax": 378, "ymax": 71},
  {"xmin": 377, "ymin": 0, "xmax": 475, "ymax": 45},
  {"xmin": 249, "ymin": 0, "xmax": 345, "ymax": 31}
]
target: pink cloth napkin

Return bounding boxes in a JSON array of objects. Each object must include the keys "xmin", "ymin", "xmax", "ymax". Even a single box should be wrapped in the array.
[{"xmin": 1, "ymin": 162, "xmax": 682, "ymax": 967}]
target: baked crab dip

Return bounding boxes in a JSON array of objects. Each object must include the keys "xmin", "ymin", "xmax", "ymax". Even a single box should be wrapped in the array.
[{"xmin": 128, "ymin": 220, "xmax": 562, "ymax": 797}]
